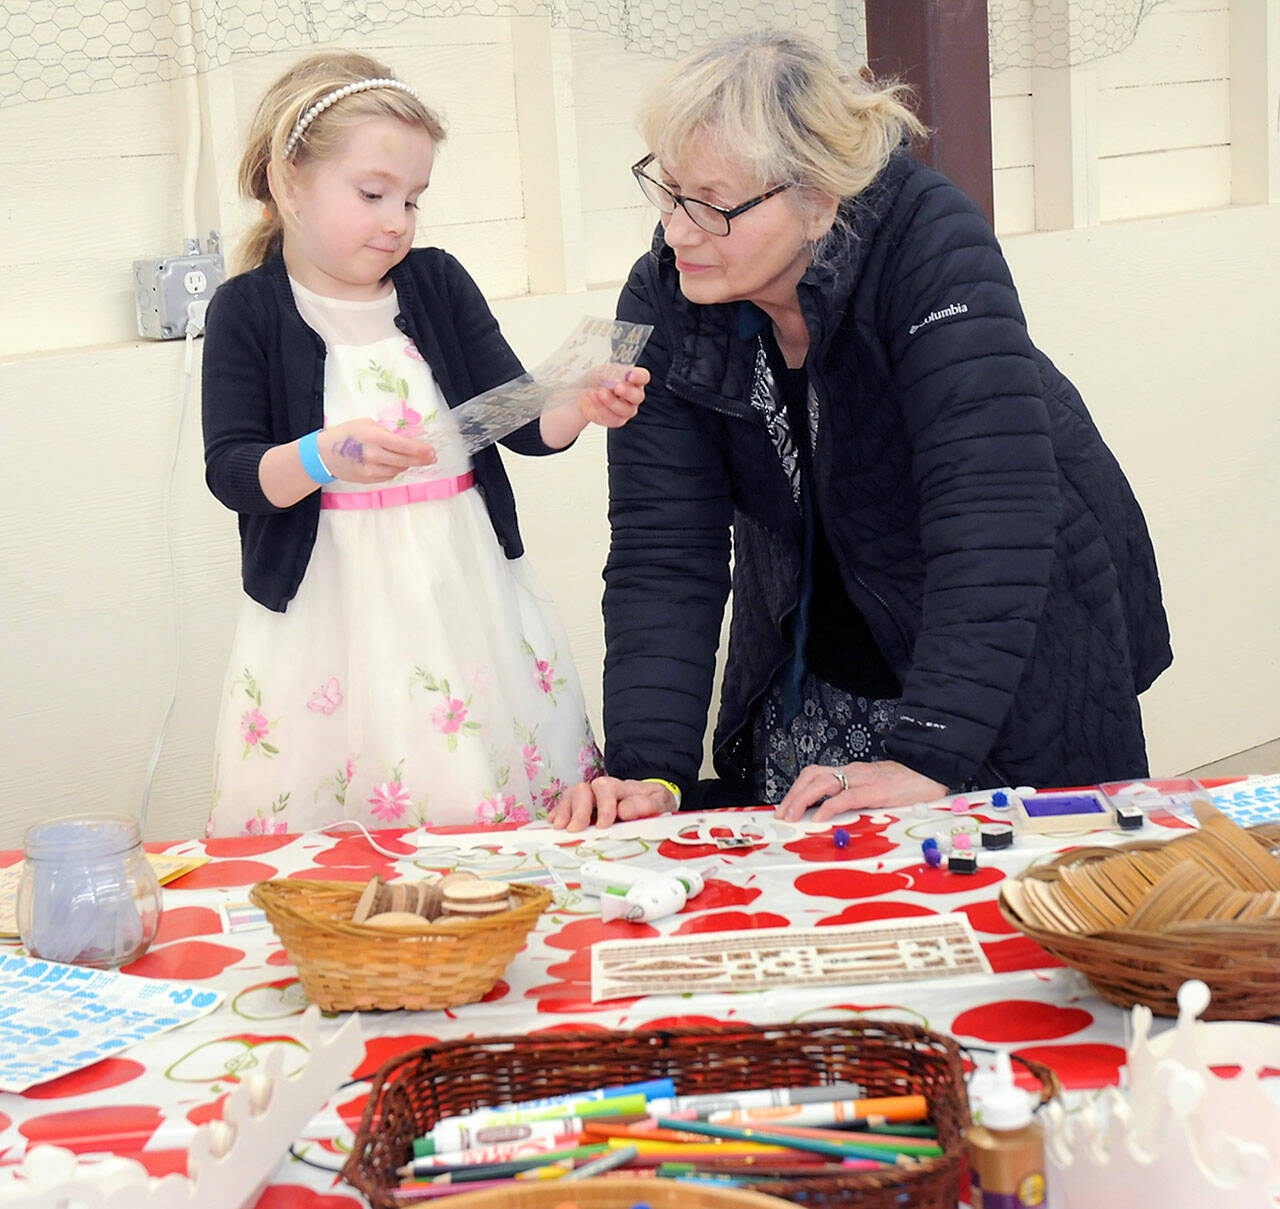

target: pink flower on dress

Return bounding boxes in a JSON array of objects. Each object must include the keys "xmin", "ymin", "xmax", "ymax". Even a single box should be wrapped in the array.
[
  {"xmin": 246, "ymin": 816, "xmax": 287, "ymax": 836},
  {"xmin": 404, "ymin": 341, "xmax": 426, "ymax": 362},
  {"xmin": 522, "ymin": 744, "xmax": 542, "ymax": 781},
  {"xmin": 507, "ymin": 804, "xmax": 531, "ymax": 824},
  {"xmin": 535, "ymin": 659, "xmax": 555, "ymax": 694},
  {"xmin": 369, "ymin": 780, "xmax": 411, "ymax": 822},
  {"xmin": 378, "ymin": 399, "xmax": 423, "ymax": 437},
  {"xmin": 241, "ymin": 709, "xmax": 270, "ymax": 746},
  {"xmin": 432, "ymin": 697, "xmax": 468, "ymax": 734},
  {"xmin": 578, "ymin": 742, "xmax": 604, "ymax": 781},
  {"xmin": 346, "ymin": 757, "xmax": 356, "ymax": 782},
  {"xmin": 476, "ymin": 793, "xmax": 517, "ymax": 824},
  {"xmin": 540, "ymin": 778, "xmax": 566, "ymax": 810}
]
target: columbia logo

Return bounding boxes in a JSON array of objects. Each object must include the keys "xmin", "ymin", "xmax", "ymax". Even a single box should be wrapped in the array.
[{"xmin": 908, "ymin": 302, "xmax": 969, "ymax": 335}]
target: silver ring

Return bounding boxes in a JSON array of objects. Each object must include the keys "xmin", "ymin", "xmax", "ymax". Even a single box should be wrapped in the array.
[{"xmin": 831, "ymin": 768, "xmax": 849, "ymax": 793}]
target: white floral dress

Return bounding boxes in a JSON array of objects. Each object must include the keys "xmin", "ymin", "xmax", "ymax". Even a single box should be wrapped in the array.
[{"xmin": 207, "ymin": 280, "xmax": 602, "ymax": 837}]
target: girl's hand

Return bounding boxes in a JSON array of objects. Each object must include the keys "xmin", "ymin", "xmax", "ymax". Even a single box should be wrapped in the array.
[
  {"xmin": 319, "ymin": 418, "xmax": 437, "ymax": 483},
  {"xmin": 578, "ymin": 365, "xmax": 649, "ymax": 429},
  {"xmin": 549, "ymin": 775, "xmax": 676, "ymax": 831},
  {"xmin": 774, "ymin": 760, "xmax": 948, "ymax": 824}
]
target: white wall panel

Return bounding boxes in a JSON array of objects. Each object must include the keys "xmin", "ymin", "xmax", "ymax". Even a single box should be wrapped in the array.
[{"xmin": 1100, "ymin": 144, "xmax": 1232, "ymax": 221}]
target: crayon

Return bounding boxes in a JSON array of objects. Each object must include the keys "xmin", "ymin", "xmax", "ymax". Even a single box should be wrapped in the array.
[
  {"xmin": 706, "ymin": 1094, "xmax": 928, "ymax": 1129},
  {"xmin": 654, "ymin": 1117, "xmax": 900, "ymax": 1165}
]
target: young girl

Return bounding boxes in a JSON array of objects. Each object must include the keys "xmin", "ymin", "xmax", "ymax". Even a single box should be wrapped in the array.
[{"xmin": 201, "ymin": 52, "xmax": 646, "ymax": 837}]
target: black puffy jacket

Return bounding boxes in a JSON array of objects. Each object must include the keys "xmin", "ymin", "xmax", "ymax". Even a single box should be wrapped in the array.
[{"xmin": 604, "ymin": 151, "xmax": 1172, "ymax": 797}]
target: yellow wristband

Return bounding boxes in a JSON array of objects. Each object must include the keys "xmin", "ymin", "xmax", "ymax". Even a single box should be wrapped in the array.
[{"xmin": 641, "ymin": 778, "xmax": 682, "ymax": 810}]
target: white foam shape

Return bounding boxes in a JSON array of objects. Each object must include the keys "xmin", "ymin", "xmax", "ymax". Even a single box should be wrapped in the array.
[
  {"xmin": 0, "ymin": 1007, "xmax": 363, "ymax": 1208},
  {"xmin": 1177, "ymin": 978, "xmax": 1212, "ymax": 1023}
]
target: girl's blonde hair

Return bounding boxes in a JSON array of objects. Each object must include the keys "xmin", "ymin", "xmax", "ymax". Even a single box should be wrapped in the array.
[
  {"xmin": 638, "ymin": 29, "xmax": 924, "ymax": 218},
  {"xmin": 234, "ymin": 51, "xmax": 446, "ymax": 273}
]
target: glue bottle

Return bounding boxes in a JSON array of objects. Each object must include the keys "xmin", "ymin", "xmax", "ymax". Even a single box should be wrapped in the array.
[{"xmin": 967, "ymin": 1051, "xmax": 1047, "ymax": 1209}]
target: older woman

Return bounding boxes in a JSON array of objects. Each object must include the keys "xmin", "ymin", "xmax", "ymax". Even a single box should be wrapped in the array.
[{"xmin": 551, "ymin": 29, "xmax": 1171, "ymax": 831}]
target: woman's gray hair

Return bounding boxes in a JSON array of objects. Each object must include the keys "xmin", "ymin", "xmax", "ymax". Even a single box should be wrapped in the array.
[{"xmin": 638, "ymin": 28, "xmax": 924, "ymax": 223}]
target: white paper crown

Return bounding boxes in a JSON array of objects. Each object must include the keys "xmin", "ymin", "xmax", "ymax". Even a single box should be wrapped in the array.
[{"xmin": 1044, "ymin": 980, "xmax": 1280, "ymax": 1209}]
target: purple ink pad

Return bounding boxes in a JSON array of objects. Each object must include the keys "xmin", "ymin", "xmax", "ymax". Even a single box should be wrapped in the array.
[{"xmin": 1022, "ymin": 793, "xmax": 1106, "ymax": 818}]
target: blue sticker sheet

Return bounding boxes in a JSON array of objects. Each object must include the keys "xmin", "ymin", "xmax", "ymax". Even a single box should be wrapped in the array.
[
  {"xmin": 0, "ymin": 953, "xmax": 223, "ymax": 1092},
  {"xmin": 1208, "ymin": 774, "xmax": 1280, "ymax": 829}
]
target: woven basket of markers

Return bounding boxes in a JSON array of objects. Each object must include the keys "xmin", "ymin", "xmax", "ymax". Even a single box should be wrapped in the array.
[
  {"xmin": 249, "ymin": 874, "xmax": 552, "ymax": 1011},
  {"xmin": 343, "ymin": 1019, "xmax": 1059, "ymax": 1209},
  {"xmin": 998, "ymin": 805, "xmax": 1280, "ymax": 1019}
]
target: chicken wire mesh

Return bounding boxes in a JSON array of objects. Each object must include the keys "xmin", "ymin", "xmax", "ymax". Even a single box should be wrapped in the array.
[{"xmin": 4, "ymin": 1, "xmax": 1172, "ymax": 107}]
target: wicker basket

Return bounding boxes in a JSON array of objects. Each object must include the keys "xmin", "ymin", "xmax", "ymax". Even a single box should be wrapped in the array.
[
  {"xmin": 342, "ymin": 1020, "xmax": 1056, "ymax": 1209},
  {"xmin": 249, "ymin": 879, "xmax": 551, "ymax": 1011},
  {"xmin": 426, "ymin": 1176, "xmax": 797, "ymax": 1208},
  {"xmin": 998, "ymin": 822, "xmax": 1280, "ymax": 1019}
]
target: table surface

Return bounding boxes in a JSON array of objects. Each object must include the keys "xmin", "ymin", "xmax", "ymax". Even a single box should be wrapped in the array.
[{"xmin": 0, "ymin": 797, "xmax": 1208, "ymax": 1207}]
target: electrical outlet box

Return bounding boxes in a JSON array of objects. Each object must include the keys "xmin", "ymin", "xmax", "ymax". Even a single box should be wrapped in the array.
[{"xmin": 133, "ymin": 237, "xmax": 224, "ymax": 340}]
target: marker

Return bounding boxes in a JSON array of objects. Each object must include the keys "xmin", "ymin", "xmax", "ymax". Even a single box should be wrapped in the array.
[
  {"xmin": 417, "ymin": 1077, "xmax": 668, "ymax": 1141},
  {"xmin": 397, "ymin": 1144, "xmax": 606, "ymax": 1180},
  {"xmin": 413, "ymin": 1092, "xmax": 649, "ymax": 1156},
  {"xmin": 398, "ymin": 1132, "xmax": 583, "ymax": 1172},
  {"xmin": 646, "ymin": 1081, "xmax": 866, "ymax": 1119},
  {"xmin": 706, "ymin": 1094, "xmax": 928, "ymax": 1129}
]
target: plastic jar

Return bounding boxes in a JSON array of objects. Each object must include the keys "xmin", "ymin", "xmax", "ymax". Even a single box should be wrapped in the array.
[{"xmin": 16, "ymin": 813, "xmax": 162, "ymax": 967}]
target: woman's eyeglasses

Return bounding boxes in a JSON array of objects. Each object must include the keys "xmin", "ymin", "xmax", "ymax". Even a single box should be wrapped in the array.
[{"xmin": 631, "ymin": 154, "xmax": 792, "ymax": 236}]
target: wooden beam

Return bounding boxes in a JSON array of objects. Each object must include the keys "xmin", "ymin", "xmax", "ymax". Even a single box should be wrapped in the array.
[{"xmin": 864, "ymin": 0, "xmax": 994, "ymax": 226}]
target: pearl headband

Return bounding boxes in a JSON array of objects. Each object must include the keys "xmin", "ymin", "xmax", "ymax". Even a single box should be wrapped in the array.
[{"xmin": 283, "ymin": 77, "xmax": 424, "ymax": 158}]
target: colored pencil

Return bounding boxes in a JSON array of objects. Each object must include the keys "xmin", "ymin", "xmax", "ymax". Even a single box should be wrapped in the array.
[
  {"xmin": 654, "ymin": 1116, "xmax": 905, "ymax": 1165},
  {"xmin": 609, "ymin": 1137, "xmax": 795, "ymax": 1155},
  {"xmin": 715, "ymin": 1120, "xmax": 942, "ymax": 1157},
  {"xmin": 398, "ymin": 1145, "xmax": 606, "ymax": 1182},
  {"xmin": 561, "ymin": 1143, "xmax": 639, "ymax": 1181}
]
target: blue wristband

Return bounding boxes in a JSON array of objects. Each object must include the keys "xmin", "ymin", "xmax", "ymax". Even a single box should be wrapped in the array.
[{"xmin": 298, "ymin": 429, "xmax": 335, "ymax": 485}]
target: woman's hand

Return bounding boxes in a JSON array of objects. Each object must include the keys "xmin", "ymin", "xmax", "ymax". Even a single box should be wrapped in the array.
[
  {"xmin": 540, "ymin": 366, "xmax": 650, "ymax": 449},
  {"xmin": 549, "ymin": 775, "xmax": 677, "ymax": 831},
  {"xmin": 319, "ymin": 418, "xmax": 437, "ymax": 483},
  {"xmin": 774, "ymin": 760, "xmax": 947, "ymax": 823}
]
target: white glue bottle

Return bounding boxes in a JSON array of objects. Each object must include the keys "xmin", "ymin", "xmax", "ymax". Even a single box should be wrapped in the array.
[{"xmin": 967, "ymin": 1051, "xmax": 1048, "ymax": 1209}]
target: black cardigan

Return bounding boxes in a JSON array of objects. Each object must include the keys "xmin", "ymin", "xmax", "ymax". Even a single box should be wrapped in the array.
[
  {"xmin": 201, "ymin": 248, "xmax": 559, "ymax": 612},
  {"xmin": 604, "ymin": 151, "xmax": 1172, "ymax": 797}
]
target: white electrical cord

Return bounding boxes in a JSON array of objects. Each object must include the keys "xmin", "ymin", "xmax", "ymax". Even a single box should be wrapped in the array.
[{"xmin": 138, "ymin": 303, "xmax": 206, "ymax": 832}]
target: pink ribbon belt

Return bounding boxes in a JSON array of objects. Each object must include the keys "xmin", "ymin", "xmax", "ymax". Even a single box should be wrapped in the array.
[{"xmin": 320, "ymin": 471, "xmax": 475, "ymax": 510}]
